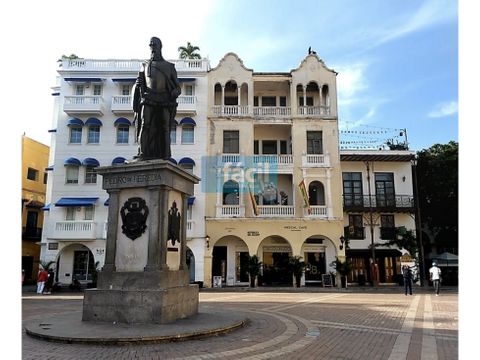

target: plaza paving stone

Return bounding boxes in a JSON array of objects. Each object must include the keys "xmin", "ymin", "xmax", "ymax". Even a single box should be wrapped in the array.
[{"xmin": 22, "ymin": 288, "xmax": 458, "ymax": 359}]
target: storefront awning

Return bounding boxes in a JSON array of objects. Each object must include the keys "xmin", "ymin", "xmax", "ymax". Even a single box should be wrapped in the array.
[
  {"xmin": 55, "ymin": 197, "xmax": 99, "ymax": 207},
  {"xmin": 188, "ymin": 196, "xmax": 195, "ymax": 205}
]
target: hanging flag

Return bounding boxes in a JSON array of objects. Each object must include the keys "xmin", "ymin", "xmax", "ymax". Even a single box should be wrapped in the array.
[
  {"xmin": 248, "ymin": 185, "xmax": 259, "ymax": 216},
  {"xmin": 298, "ymin": 180, "xmax": 311, "ymax": 214}
]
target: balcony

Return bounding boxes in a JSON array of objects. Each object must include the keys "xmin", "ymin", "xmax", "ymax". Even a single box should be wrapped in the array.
[
  {"xmin": 304, "ymin": 206, "xmax": 328, "ymax": 218},
  {"xmin": 111, "ymin": 95, "xmax": 132, "ymax": 114},
  {"xmin": 257, "ymin": 205, "xmax": 294, "ymax": 217},
  {"xmin": 298, "ymin": 106, "xmax": 331, "ymax": 116},
  {"xmin": 50, "ymin": 221, "xmax": 97, "ymax": 240},
  {"xmin": 343, "ymin": 195, "xmax": 415, "ymax": 212},
  {"xmin": 212, "ymin": 105, "xmax": 249, "ymax": 116},
  {"xmin": 59, "ymin": 59, "xmax": 209, "ymax": 72},
  {"xmin": 253, "ymin": 155, "xmax": 293, "ymax": 172},
  {"xmin": 253, "ymin": 107, "xmax": 291, "ymax": 118},
  {"xmin": 302, "ymin": 154, "xmax": 330, "ymax": 167},
  {"xmin": 218, "ymin": 154, "xmax": 243, "ymax": 167},
  {"xmin": 177, "ymin": 95, "xmax": 196, "ymax": 113},
  {"xmin": 216, "ymin": 205, "xmax": 245, "ymax": 218},
  {"xmin": 64, "ymin": 96, "xmax": 105, "ymax": 115}
]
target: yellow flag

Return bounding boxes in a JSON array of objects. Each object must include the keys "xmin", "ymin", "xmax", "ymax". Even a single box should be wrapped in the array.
[{"xmin": 299, "ymin": 180, "xmax": 311, "ymax": 214}]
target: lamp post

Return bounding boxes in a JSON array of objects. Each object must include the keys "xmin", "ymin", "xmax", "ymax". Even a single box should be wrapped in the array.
[
  {"xmin": 205, "ymin": 235, "xmax": 210, "ymax": 250},
  {"xmin": 365, "ymin": 161, "xmax": 378, "ymax": 287},
  {"xmin": 339, "ymin": 235, "xmax": 346, "ymax": 250},
  {"xmin": 412, "ymin": 156, "xmax": 426, "ymax": 286}
]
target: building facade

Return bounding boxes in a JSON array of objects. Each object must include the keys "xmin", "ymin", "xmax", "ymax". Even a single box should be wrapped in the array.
[
  {"xmin": 22, "ymin": 135, "xmax": 49, "ymax": 281},
  {"xmin": 40, "ymin": 52, "xmax": 417, "ymax": 288},
  {"xmin": 41, "ymin": 58, "xmax": 209, "ymax": 285}
]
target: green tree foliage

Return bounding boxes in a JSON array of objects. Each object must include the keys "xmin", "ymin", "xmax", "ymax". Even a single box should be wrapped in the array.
[
  {"xmin": 247, "ymin": 255, "xmax": 262, "ymax": 287},
  {"xmin": 416, "ymin": 141, "xmax": 458, "ymax": 249},
  {"xmin": 178, "ymin": 42, "xmax": 201, "ymax": 59}
]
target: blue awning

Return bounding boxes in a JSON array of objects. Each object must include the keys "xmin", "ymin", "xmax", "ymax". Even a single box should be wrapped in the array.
[
  {"xmin": 51, "ymin": 92, "xmax": 60, "ymax": 96},
  {"xmin": 179, "ymin": 117, "xmax": 196, "ymax": 126},
  {"xmin": 55, "ymin": 197, "xmax": 99, "ymax": 207},
  {"xmin": 112, "ymin": 78, "xmax": 136, "ymax": 83},
  {"xmin": 42, "ymin": 204, "xmax": 50, "ymax": 211},
  {"xmin": 64, "ymin": 77, "xmax": 103, "ymax": 82},
  {"xmin": 168, "ymin": 158, "xmax": 177, "ymax": 165},
  {"xmin": 45, "ymin": 166, "xmax": 54, "ymax": 171},
  {"xmin": 114, "ymin": 117, "xmax": 132, "ymax": 126},
  {"xmin": 85, "ymin": 117, "xmax": 103, "ymax": 126},
  {"xmin": 64, "ymin": 157, "xmax": 81, "ymax": 166},
  {"xmin": 82, "ymin": 158, "xmax": 100, "ymax": 167},
  {"xmin": 104, "ymin": 198, "xmax": 109, "ymax": 206},
  {"xmin": 48, "ymin": 129, "xmax": 57, "ymax": 133},
  {"xmin": 179, "ymin": 157, "xmax": 196, "ymax": 166},
  {"xmin": 178, "ymin": 78, "xmax": 196, "ymax": 82},
  {"xmin": 112, "ymin": 157, "xmax": 127, "ymax": 165},
  {"xmin": 67, "ymin": 118, "xmax": 84, "ymax": 126},
  {"xmin": 188, "ymin": 196, "xmax": 195, "ymax": 205}
]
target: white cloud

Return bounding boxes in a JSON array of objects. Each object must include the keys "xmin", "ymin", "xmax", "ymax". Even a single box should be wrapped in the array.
[
  {"xmin": 428, "ymin": 101, "xmax": 458, "ymax": 118},
  {"xmin": 336, "ymin": 62, "xmax": 369, "ymax": 102}
]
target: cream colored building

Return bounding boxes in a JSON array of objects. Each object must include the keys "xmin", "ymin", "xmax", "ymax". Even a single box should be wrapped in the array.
[{"xmin": 203, "ymin": 53, "xmax": 345, "ymax": 287}]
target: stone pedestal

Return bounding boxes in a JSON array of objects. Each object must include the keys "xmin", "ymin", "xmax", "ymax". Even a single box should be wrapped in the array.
[{"xmin": 82, "ymin": 160, "xmax": 200, "ymax": 324}]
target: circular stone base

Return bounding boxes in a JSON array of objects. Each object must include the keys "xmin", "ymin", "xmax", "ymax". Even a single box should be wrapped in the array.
[{"xmin": 24, "ymin": 308, "xmax": 248, "ymax": 344}]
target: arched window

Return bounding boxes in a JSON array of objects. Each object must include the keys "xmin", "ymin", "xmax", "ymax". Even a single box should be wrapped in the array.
[
  {"xmin": 308, "ymin": 181, "xmax": 325, "ymax": 206},
  {"xmin": 223, "ymin": 180, "xmax": 239, "ymax": 205}
]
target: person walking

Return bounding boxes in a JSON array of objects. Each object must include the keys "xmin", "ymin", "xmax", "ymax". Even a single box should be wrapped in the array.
[
  {"xmin": 401, "ymin": 265, "xmax": 413, "ymax": 295},
  {"xmin": 36, "ymin": 268, "xmax": 48, "ymax": 294},
  {"xmin": 43, "ymin": 268, "xmax": 55, "ymax": 295},
  {"xmin": 429, "ymin": 262, "xmax": 442, "ymax": 296}
]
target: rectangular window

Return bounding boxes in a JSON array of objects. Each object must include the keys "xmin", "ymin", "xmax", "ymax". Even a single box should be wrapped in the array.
[
  {"xmin": 75, "ymin": 85, "xmax": 84, "ymax": 95},
  {"xmin": 84, "ymin": 167, "xmax": 97, "ymax": 184},
  {"xmin": 87, "ymin": 126, "xmax": 100, "ymax": 144},
  {"xmin": 375, "ymin": 173, "xmax": 395, "ymax": 207},
  {"xmin": 69, "ymin": 126, "xmax": 82, "ymax": 144},
  {"xmin": 280, "ymin": 140, "xmax": 288, "ymax": 154},
  {"xmin": 348, "ymin": 214, "xmax": 364, "ymax": 239},
  {"xmin": 279, "ymin": 96, "xmax": 286, "ymax": 107},
  {"xmin": 170, "ymin": 127, "xmax": 177, "ymax": 144},
  {"xmin": 84, "ymin": 206, "xmax": 95, "ymax": 220},
  {"xmin": 93, "ymin": 84, "xmax": 102, "ymax": 96},
  {"xmin": 343, "ymin": 172, "xmax": 363, "ymax": 206},
  {"xmin": 254, "ymin": 140, "xmax": 259, "ymax": 154},
  {"xmin": 65, "ymin": 166, "xmax": 79, "ymax": 184},
  {"xmin": 122, "ymin": 84, "xmax": 131, "ymax": 96},
  {"xmin": 299, "ymin": 97, "xmax": 314, "ymax": 106},
  {"xmin": 262, "ymin": 140, "xmax": 277, "ymax": 154},
  {"xmin": 185, "ymin": 85, "xmax": 193, "ymax": 96},
  {"xmin": 380, "ymin": 215, "xmax": 395, "ymax": 240},
  {"xmin": 27, "ymin": 167, "xmax": 38, "ymax": 181},
  {"xmin": 261, "ymin": 96, "xmax": 276, "ymax": 107},
  {"xmin": 181, "ymin": 125, "xmax": 194, "ymax": 144},
  {"xmin": 66, "ymin": 207, "xmax": 75, "ymax": 220},
  {"xmin": 307, "ymin": 131, "xmax": 323, "ymax": 154},
  {"xmin": 116, "ymin": 125, "xmax": 129, "ymax": 144},
  {"xmin": 223, "ymin": 130, "xmax": 239, "ymax": 153}
]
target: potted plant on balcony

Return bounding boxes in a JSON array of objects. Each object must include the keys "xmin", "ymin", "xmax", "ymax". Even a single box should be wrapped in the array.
[
  {"xmin": 247, "ymin": 255, "xmax": 262, "ymax": 288},
  {"xmin": 330, "ymin": 257, "xmax": 352, "ymax": 288},
  {"xmin": 289, "ymin": 255, "xmax": 306, "ymax": 288}
]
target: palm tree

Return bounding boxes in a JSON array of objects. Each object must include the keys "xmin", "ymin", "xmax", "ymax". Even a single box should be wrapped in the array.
[
  {"xmin": 178, "ymin": 42, "xmax": 201, "ymax": 59},
  {"xmin": 288, "ymin": 256, "xmax": 306, "ymax": 288},
  {"xmin": 39, "ymin": 260, "xmax": 55, "ymax": 271},
  {"xmin": 247, "ymin": 255, "xmax": 262, "ymax": 288}
]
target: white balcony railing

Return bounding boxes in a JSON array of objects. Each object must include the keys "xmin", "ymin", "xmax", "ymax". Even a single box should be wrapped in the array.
[
  {"xmin": 216, "ymin": 205, "xmax": 245, "ymax": 218},
  {"xmin": 302, "ymin": 154, "xmax": 330, "ymax": 167},
  {"xmin": 177, "ymin": 95, "xmax": 196, "ymax": 112},
  {"xmin": 298, "ymin": 106, "xmax": 330, "ymax": 116},
  {"xmin": 63, "ymin": 96, "xmax": 105, "ymax": 115},
  {"xmin": 52, "ymin": 221, "xmax": 97, "ymax": 240},
  {"xmin": 304, "ymin": 206, "xmax": 328, "ymax": 217},
  {"xmin": 218, "ymin": 154, "xmax": 243, "ymax": 166},
  {"xmin": 60, "ymin": 59, "xmax": 209, "ymax": 72},
  {"xmin": 257, "ymin": 205, "xmax": 294, "ymax": 217},
  {"xmin": 253, "ymin": 106, "xmax": 291, "ymax": 117},
  {"xmin": 212, "ymin": 105, "xmax": 249, "ymax": 116},
  {"xmin": 253, "ymin": 155, "xmax": 293, "ymax": 166},
  {"xmin": 111, "ymin": 95, "xmax": 132, "ymax": 113}
]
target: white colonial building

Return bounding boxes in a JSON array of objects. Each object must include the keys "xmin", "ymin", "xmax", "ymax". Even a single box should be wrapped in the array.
[{"xmin": 41, "ymin": 58, "xmax": 210, "ymax": 285}]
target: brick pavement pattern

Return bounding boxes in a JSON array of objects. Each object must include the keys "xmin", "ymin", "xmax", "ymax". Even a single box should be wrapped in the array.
[{"xmin": 22, "ymin": 290, "xmax": 458, "ymax": 359}]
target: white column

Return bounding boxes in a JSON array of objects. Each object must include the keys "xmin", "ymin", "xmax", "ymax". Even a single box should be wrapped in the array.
[{"xmin": 326, "ymin": 168, "xmax": 333, "ymax": 218}]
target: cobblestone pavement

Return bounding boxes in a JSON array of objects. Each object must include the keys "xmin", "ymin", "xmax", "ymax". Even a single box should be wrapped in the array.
[{"xmin": 22, "ymin": 290, "xmax": 458, "ymax": 359}]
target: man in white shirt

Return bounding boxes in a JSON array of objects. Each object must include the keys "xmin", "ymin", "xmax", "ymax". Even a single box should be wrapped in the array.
[{"xmin": 429, "ymin": 262, "xmax": 442, "ymax": 296}]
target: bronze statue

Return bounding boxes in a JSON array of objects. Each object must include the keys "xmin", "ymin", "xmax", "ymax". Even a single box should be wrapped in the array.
[{"xmin": 133, "ymin": 37, "xmax": 181, "ymax": 160}]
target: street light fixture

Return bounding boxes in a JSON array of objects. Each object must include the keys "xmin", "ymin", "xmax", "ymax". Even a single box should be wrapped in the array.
[
  {"xmin": 339, "ymin": 236, "xmax": 346, "ymax": 250},
  {"xmin": 205, "ymin": 235, "xmax": 210, "ymax": 250}
]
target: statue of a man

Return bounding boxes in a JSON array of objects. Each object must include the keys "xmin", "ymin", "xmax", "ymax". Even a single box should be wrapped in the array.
[{"xmin": 133, "ymin": 37, "xmax": 181, "ymax": 160}]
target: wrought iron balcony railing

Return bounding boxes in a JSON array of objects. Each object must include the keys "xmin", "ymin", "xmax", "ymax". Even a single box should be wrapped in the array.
[{"xmin": 343, "ymin": 195, "xmax": 414, "ymax": 212}]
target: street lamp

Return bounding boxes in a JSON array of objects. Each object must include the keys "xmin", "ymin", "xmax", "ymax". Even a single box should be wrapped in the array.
[
  {"xmin": 205, "ymin": 235, "xmax": 210, "ymax": 250},
  {"xmin": 339, "ymin": 236, "xmax": 346, "ymax": 250},
  {"xmin": 412, "ymin": 156, "xmax": 426, "ymax": 286}
]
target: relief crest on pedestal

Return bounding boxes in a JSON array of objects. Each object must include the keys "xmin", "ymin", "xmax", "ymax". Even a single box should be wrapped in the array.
[{"xmin": 120, "ymin": 197, "xmax": 149, "ymax": 240}]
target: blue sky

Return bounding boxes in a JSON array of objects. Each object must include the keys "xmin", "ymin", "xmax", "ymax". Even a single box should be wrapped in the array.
[{"xmin": 7, "ymin": 0, "xmax": 458, "ymax": 151}]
